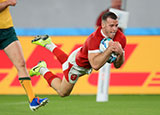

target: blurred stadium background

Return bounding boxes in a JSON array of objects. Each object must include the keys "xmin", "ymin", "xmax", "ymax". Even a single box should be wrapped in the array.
[
  {"xmin": 1, "ymin": 0, "xmax": 160, "ymax": 114},
  {"xmin": 10, "ymin": 0, "xmax": 160, "ymax": 28}
]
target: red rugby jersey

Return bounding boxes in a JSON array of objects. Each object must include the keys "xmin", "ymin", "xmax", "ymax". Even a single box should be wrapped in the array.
[{"xmin": 75, "ymin": 27, "xmax": 126, "ymax": 69}]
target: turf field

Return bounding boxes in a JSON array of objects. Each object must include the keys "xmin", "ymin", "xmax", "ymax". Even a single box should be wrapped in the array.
[{"xmin": 0, "ymin": 95, "xmax": 160, "ymax": 115}]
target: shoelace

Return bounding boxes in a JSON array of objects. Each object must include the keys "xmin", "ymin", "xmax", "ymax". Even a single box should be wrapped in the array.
[{"xmin": 36, "ymin": 97, "xmax": 40, "ymax": 104}]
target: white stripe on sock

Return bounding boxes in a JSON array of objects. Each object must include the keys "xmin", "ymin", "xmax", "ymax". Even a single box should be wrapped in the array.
[
  {"xmin": 40, "ymin": 67, "xmax": 50, "ymax": 76},
  {"xmin": 45, "ymin": 43, "xmax": 57, "ymax": 52}
]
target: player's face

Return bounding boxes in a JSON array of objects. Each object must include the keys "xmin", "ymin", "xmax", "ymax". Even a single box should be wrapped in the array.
[{"xmin": 102, "ymin": 17, "xmax": 118, "ymax": 39}]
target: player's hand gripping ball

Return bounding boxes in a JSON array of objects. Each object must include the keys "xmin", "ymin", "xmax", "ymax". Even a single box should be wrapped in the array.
[{"xmin": 99, "ymin": 38, "xmax": 117, "ymax": 63}]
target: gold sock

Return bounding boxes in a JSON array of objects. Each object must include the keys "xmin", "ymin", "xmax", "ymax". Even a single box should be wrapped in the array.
[{"xmin": 19, "ymin": 77, "xmax": 35, "ymax": 102}]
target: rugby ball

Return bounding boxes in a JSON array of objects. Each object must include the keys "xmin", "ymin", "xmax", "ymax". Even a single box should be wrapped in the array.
[{"xmin": 99, "ymin": 38, "xmax": 117, "ymax": 63}]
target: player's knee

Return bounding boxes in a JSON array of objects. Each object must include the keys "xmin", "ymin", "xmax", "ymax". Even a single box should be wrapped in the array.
[
  {"xmin": 59, "ymin": 92, "xmax": 70, "ymax": 97},
  {"xmin": 16, "ymin": 59, "xmax": 26, "ymax": 70}
]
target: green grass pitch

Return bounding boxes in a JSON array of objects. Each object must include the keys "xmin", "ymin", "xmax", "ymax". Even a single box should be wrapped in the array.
[{"xmin": 0, "ymin": 95, "xmax": 160, "ymax": 115}]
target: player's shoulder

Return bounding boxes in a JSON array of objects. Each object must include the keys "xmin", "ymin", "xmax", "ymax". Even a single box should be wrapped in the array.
[
  {"xmin": 88, "ymin": 27, "xmax": 102, "ymax": 41},
  {"xmin": 114, "ymin": 29, "xmax": 127, "ymax": 49},
  {"xmin": 115, "ymin": 29, "xmax": 126, "ymax": 41},
  {"xmin": 117, "ymin": 29, "xmax": 126, "ymax": 37},
  {"xmin": 86, "ymin": 27, "xmax": 103, "ymax": 50}
]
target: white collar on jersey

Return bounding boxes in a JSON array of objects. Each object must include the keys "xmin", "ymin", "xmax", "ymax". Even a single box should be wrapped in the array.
[{"xmin": 101, "ymin": 29, "xmax": 108, "ymax": 38}]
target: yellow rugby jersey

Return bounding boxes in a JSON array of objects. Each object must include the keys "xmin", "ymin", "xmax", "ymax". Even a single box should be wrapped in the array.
[{"xmin": 0, "ymin": 0, "xmax": 13, "ymax": 29}]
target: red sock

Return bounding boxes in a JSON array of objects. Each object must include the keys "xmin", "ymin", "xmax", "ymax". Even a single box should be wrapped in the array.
[
  {"xmin": 44, "ymin": 71, "xmax": 58, "ymax": 86},
  {"xmin": 52, "ymin": 47, "xmax": 68, "ymax": 64}
]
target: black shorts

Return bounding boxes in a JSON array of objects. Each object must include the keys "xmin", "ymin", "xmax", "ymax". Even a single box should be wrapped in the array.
[{"xmin": 0, "ymin": 27, "xmax": 18, "ymax": 50}]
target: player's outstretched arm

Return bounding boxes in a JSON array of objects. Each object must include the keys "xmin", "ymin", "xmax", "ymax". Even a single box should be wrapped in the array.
[
  {"xmin": 0, "ymin": 0, "xmax": 16, "ymax": 12},
  {"xmin": 88, "ymin": 45, "xmax": 115, "ymax": 71}
]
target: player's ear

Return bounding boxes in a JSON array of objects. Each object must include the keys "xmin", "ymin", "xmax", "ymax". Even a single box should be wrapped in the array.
[{"xmin": 101, "ymin": 20, "xmax": 105, "ymax": 28}]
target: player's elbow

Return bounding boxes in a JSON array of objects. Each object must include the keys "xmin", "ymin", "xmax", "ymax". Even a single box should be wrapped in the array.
[
  {"xmin": 60, "ymin": 93, "xmax": 70, "ymax": 97},
  {"xmin": 114, "ymin": 62, "xmax": 123, "ymax": 69},
  {"xmin": 92, "ymin": 65, "xmax": 101, "ymax": 71},
  {"xmin": 114, "ymin": 65, "xmax": 121, "ymax": 69},
  {"xmin": 58, "ymin": 91, "xmax": 70, "ymax": 97}
]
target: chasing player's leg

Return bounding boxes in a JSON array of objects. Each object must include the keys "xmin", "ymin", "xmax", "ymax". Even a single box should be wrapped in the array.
[
  {"xmin": 31, "ymin": 35, "xmax": 68, "ymax": 64},
  {"xmin": 4, "ymin": 41, "xmax": 48, "ymax": 111},
  {"xmin": 30, "ymin": 61, "xmax": 74, "ymax": 97}
]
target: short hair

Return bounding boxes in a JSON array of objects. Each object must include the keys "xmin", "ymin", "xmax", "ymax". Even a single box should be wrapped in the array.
[{"xmin": 102, "ymin": 12, "xmax": 118, "ymax": 21}]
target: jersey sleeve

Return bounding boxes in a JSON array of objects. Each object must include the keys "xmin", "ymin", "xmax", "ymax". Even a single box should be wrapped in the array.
[{"xmin": 87, "ymin": 36, "xmax": 101, "ymax": 53}]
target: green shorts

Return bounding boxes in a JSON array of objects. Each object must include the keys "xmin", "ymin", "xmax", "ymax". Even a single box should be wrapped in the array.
[{"xmin": 0, "ymin": 27, "xmax": 18, "ymax": 50}]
